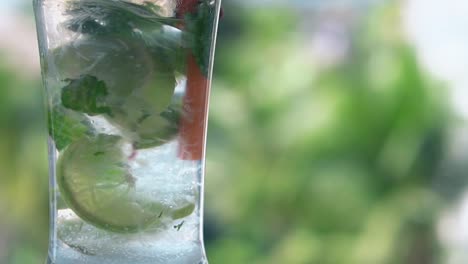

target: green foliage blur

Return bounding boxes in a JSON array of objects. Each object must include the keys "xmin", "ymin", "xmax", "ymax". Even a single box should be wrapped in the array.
[
  {"xmin": 0, "ymin": 0, "xmax": 463, "ymax": 263},
  {"xmin": 0, "ymin": 57, "xmax": 49, "ymax": 261},
  {"xmin": 205, "ymin": 2, "xmax": 455, "ymax": 264}
]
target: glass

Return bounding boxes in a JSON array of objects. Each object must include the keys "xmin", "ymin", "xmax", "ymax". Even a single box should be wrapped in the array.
[{"xmin": 33, "ymin": 0, "xmax": 221, "ymax": 263}]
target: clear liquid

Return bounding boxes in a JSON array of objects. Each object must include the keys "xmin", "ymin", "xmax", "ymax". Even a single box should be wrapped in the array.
[
  {"xmin": 52, "ymin": 142, "xmax": 206, "ymax": 264},
  {"xmin": 33, "ymin": 0, "xmax": 219, "ymax": 263}
]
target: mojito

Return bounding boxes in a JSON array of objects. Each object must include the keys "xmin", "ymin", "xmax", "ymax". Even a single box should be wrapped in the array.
[{"xmin": 33, "ymin": 0, "xmax": 221, "ymax": 263}]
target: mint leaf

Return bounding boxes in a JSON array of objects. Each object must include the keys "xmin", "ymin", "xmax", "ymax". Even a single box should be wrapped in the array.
[
  {"xmin": 48, "ymin": 106, "xmax": 93, "ymax": 150},
  {"xmin": 61, "ymin": 75, "xmax": 111, "ymax": 116},
  {"xmin": 184, "ymin": 1, "xmax": 216, "ymax": 76},
  {"xmin": 65, "ymin": 0, "xmax": 178, "ymax": 35},
  {"xmin": 64, "ymin": 0, "xmax": 187, "ymax": 73}
]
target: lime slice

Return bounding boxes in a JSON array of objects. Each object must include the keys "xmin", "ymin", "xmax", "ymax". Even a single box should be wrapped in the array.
[
  {"xmin": 53, "ymin": 37, "xmax": 180, "ymax": 148},
  {"xmin": 57, "ymin": 134, "xmax": 194, "ymax": 233},
  {"xmin": 53, "ymin": 37, "xmax": 146, "ymax": 99},
  {"xmin": 53, "ymin": 36, "xmax": 176, "ymax": 111}
]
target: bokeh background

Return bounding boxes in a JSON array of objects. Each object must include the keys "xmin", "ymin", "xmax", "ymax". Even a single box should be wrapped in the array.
[{"xmin": 2, "ymin": 0, "xmax": 468, "ymax": 263}]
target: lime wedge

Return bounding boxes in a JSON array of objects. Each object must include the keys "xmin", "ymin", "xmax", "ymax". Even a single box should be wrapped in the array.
[{"xmin": 57, "ymin": 134, "xmax": 194, "ymax": 233}]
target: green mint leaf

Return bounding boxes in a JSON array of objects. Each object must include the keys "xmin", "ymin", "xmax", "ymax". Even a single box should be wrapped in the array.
[
  {"xmin": 62, "ymin": 0, "xmax": 186, "ymax": 92},
  {"xmin": 61, "ymin": 75, "xmax": 111, "ymax": 116},
  {"xmin": 48, "ymin": 106, "xmax": 94, "ymax": 150},
  {"xmin": 65, "ymin": 0, "xmax": 178, "ymax": 34},
  {"xmin": 184, "ymin": 1, "xmax": 216, "ymax": 76}
]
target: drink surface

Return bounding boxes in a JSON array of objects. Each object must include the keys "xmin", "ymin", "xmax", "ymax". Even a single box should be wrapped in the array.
[{"xmin": 33, "ymin": 0, "xmax": 219, "ymax": 263}]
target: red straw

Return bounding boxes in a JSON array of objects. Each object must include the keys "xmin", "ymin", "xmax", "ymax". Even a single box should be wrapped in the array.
[
  {"xmin": 176, "ymin": 0, "xmax": 199, "ymax": 17},
  {"xmin": 177, "ymin": 0, "xmax": 210, "ymax": 160}
]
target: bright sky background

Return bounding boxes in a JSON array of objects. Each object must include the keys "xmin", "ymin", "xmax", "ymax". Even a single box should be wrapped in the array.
[
  {"xmin": 0, "ymin": 0, "xmax": 21, "ymax": 10},
  {"xmin": 403, "ymin": 0, "xmax": 468, "ymax": 119}
]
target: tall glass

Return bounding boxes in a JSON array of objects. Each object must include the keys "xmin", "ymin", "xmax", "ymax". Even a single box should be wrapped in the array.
[{"xmin": 33, "ymin": 0, "xmax": 221, "ymax": 263}]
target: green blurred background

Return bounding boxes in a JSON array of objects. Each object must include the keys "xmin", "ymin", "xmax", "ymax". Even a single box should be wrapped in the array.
[{"xmin": 2, "ymin": 0, "xmax": 468, "ymax": 263}]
